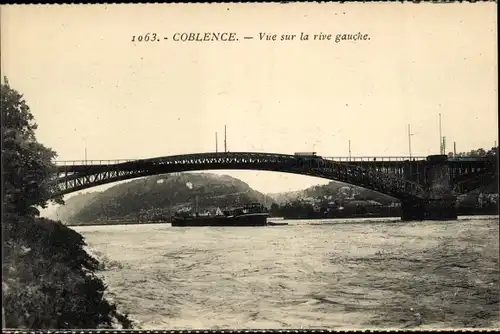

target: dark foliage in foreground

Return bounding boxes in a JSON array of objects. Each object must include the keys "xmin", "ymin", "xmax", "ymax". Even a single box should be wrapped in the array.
[{"xmin": 1, "ymin": 77, "xmax": 132, "ymax": 329}]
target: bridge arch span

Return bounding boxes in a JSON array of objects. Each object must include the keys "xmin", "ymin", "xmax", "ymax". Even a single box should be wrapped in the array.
[{"xmin": 51, "ymin": 152, "xmax": 426, "ymax": 200}]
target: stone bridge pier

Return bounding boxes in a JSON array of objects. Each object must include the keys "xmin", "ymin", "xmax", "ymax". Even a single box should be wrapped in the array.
[{"xmin": 400, "ymin": 155, "xmax": 458, "ymax": 221}]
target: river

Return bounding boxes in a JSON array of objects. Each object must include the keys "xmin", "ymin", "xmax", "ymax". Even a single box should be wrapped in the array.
[{"xmin": 73, "ymin": 216, "xmax": 499, "ymax": 330}]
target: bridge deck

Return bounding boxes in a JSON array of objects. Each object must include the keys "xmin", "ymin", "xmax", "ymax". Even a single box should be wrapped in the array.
[{"xmin": 54, "ymin": 155, "xmax": 430, "ymax": 166}]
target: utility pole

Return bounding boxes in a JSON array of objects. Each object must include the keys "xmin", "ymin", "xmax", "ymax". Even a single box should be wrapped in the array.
[
  {"xmin": 224, "ymin": 125, "xmax": 227, "ymax": 153},
  {"xmin": 84, "ymin": 138, "xmax": 87, "ymax": 164},
  {"xmin": 408, "ymin": 124, "xmax": 413, "ymax": 159},
  {"xmin": 348, "ymin": 140, "xmax": 351, "ymax": 161},
  {"xmin": 215, "ymin": 132, "xmax": 218, "ymax": 153},
  {"xmin": 439, "ymin": 113, "xmax": 443, "ymax": 154}
]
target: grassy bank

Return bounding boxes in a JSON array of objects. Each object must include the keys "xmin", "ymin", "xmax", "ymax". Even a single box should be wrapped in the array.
[{"xmin": 2, "ymin": 216, "xmax": 133, "ymax": 329}]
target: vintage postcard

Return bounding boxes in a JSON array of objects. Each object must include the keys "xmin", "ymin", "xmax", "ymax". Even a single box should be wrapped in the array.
[{"xmin": 1, "ymin": 2, "xmax": 498, "ymax": 331}]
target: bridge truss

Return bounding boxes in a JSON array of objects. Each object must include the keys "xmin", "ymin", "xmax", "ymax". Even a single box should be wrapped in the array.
[
  {"xmin": 50, "ymin": 152, "xmax": 429, "ymax": 200},
  {"xmin": 49, "ymin": 152, "xmax": 496, "ymax": 200}
]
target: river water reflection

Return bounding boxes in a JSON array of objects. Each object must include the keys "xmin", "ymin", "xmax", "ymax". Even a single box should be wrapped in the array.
[{"xmin": 73, "ymin": 216, "xmax": 499, "ymax": 329}]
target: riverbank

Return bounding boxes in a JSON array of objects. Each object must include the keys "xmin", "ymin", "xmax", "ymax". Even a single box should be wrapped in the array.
[
  {"xmin": 2, "ymin": 217, "xmax": 133, "ymax": 329},
  {"xmin": 68, "ymin": 220, "xmax": 168, "ymax": 227},
  {"xmin": 81, "ymin": 245, "xmax": 143, "ymax": 328},
  {"xmin": 279, "ymin": 211, "xmax": 499, "ymax": 221},
  {"xmin": 272, "ymin": 202, "xmax": 498, "ymax": 221}
]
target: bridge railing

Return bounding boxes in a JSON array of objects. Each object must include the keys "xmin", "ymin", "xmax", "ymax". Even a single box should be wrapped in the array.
[
  {"xmin": 54, "ymin": 159, "xmax": 136, "ymax": 166},
  {"xmin": 323, "ymin": 156, "xmax": 426, "ymax": 162},
  {"xmin": 448, "ymin": 156, "xmax": 492, "ymax": 161}
]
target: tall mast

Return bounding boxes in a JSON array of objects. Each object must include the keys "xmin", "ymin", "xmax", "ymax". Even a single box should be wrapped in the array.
[{"xmin": 215, "ymin": 132, "xmax": 218, "ymax": 153}]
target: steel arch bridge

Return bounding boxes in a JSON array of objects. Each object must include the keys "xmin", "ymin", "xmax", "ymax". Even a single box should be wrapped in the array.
[
  {"xmin": 49, "ymin": 152, "xmax": 496, "ymax": 201},
  {"xmin": 50, "ymin": 152, "xmax": 428, "ymax": 200}
]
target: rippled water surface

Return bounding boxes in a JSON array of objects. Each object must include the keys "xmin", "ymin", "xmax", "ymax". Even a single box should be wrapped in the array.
[{"xmin": 74, "ymin": 216, "xmax": 499, "ymax": 329}]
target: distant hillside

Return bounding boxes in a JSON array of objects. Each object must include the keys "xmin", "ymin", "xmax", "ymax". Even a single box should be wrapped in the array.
[
  {"xmin": 267, "ymin": 189, "xmax": 303, "ymax": 205},
  {"xmin": 54, "ymin": 173, "xmax": 274, "ymax": 225},
  {"xmin": 268, "ymin": 181, "xmax": 397, "ymax": 206},
  {"xmin": 49, "ymin": 192, "xmax": 100, "ymax": 222},
  {"xmin": 269, "ymin": 177, "xmax": 499, "ymax": 209}
]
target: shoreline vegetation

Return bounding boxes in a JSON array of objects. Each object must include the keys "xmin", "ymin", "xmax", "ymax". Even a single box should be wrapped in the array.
[{"xmin": 2, "ymin": 78, "xmax": 132, "ymax": 329}]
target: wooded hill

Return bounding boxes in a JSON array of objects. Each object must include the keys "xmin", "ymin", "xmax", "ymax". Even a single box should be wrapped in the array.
[{"xmin": 53, "ymin": 173, "xmax": 274, "ymax": 224}]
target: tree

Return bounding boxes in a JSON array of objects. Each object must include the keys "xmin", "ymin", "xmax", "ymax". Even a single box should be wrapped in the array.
[
  {"xmin": 454, "ymin": 147, "xmax": 497, "ymax": 158},
  {"xmin": 1, "ymin": 77, "xmax": 63, "ymax": 217},
  {"xmin": 472, "ymin": 148, "xmax": 487, "ymax": 157},
  {"xmin": 486, "ymin": 146, "xmax": 498, "ymax": 156},
  {"xmin": 1, "ymin": 78, "xmax": 132, "ymax": 329}
]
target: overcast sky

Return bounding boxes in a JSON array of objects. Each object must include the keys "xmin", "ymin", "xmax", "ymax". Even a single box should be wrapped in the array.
[{"xmin": 1, "ymin": 3, "xmax": 497, "ymax": 200}]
